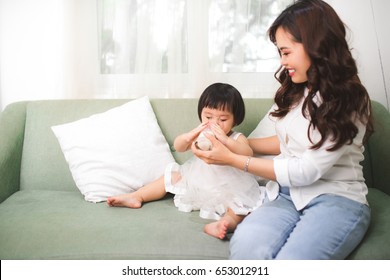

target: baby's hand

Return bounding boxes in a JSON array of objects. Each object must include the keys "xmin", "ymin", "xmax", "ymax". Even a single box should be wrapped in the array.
[
  {"xmin": 186, "ymin": 122, "xmax": 208, "ymax": 143},
  {"xmin": 210, "ymin": 123, "xmax": 229, "ymax": 145}
]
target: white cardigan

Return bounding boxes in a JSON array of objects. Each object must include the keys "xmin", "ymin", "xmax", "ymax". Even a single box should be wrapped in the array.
[{"xmin": 267, "ymin": 90, "xmax": 368, "ymax": 210}]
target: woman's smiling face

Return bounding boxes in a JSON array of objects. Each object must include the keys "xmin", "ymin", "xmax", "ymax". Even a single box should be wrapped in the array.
[{"xmin": 275, "ymin": 27, "xmax": 311, "ymax": 84}]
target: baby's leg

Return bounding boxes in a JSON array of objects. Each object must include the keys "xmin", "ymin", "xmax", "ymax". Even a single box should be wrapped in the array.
[
  {"xmin": 204, "ymin": 208, "xmax": 245, "ymax": 239},
  {"xmin": 107, "ymin": 176, "xmax": 166, "ymax": 208}
]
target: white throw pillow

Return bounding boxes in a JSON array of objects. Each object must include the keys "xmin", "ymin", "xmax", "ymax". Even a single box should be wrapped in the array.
[
  {"xmin": 248, "ymin": 104, "xmax": 277, "ymax": 139},
  {"xmin": 51, "ymin": 96, "xmax": 175, "ymax": 203},
  {"xmin": 248, "ymin": 104, "xmax": 277, "ymax": 185}
]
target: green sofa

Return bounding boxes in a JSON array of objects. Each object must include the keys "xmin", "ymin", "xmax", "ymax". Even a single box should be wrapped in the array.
[{"xmin": 0, "ymin": 98, "xmax": 389, "ymax": 260}]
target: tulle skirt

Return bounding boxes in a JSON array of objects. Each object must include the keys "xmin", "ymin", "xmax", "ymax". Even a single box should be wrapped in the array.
[{"xmin": 164, "ymin": 156, "xmax": 265, "ymax": 220}]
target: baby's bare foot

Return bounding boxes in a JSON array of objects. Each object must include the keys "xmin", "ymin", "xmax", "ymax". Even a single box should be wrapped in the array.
[
  {"xmin": 204, "ymin": 220, "xmax": 229, "ymax": 240},
  {"xmin": 107, "ymin": 194, "xmax": 142, "ymax": 208}
]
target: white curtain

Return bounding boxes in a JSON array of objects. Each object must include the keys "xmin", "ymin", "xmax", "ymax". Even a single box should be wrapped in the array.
[{"xmin": 0, "ymin": 0, "xmax": 291, "ymax": 110}]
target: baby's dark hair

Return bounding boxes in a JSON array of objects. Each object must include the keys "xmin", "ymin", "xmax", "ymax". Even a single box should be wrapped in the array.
[{"xmin": 197, "ymin": 83, "xmax": 245, "ymax": 126}]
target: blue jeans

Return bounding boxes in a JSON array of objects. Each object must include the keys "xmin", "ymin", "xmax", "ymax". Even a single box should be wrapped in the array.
[{"xmin": 229, "ymin": 191, "xmax": 371, "ymax": 259}]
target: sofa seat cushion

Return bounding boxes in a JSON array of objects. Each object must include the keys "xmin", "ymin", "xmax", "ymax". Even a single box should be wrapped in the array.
[
  {"xmin": 347, "ymin": 187, "xmax": 390, "ymax": 259},
  {"xmin": 0, "ymin": 191, "xmax": 229, "ymax": 259}
]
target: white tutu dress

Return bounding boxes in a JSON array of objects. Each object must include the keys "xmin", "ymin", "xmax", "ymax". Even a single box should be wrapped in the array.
[{"xmin": 164, "ymin": 132, "xmax": 265, "ymax": 220}]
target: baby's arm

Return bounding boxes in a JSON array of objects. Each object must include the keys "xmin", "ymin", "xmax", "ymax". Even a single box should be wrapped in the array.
[
  {"xmin": 210, "ymin": 123, "xmax": 252, "ymax": 156},
  {"xmin": 225, "ymin": 134, "xmax": 253, "ymax": 156},
  {"xmin": 173, "ymin": 123, "xmax": 208, "ymax": 152}
]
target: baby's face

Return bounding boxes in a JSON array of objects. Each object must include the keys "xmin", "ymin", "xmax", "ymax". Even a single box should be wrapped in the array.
[{"xmin": 200, "ymin": 107, "xmax": 234, "ymax": 135}]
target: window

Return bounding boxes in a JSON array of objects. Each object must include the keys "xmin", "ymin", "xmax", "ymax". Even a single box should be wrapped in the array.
[
  {"xmin": 97, "ymin": 0, "xmax": 292, "ymax": 99},
  {"xmin": 209, "ymin": 0, "xmax": 292, "ymax": 72},
  {"xmin": 98, "ymin": 0, "xmax": 188, "ymax": 74}
]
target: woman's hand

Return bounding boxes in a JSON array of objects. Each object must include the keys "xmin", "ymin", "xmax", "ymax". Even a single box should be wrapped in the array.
[
  {"xmin": 192, "ymin": 132, "xmax": 277, "ymax": 180},
  {"xmin": 191, "ymin": 132, "xmax": 234, "ymax": 165}
]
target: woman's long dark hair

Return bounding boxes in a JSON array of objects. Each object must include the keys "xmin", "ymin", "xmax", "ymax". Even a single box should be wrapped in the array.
[{"xmin": 268, "ymin": 0, "xmax": 373, "ymax": 151}]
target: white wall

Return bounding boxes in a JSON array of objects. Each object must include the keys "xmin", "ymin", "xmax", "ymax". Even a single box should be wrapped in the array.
[
  {"xmin": 0, "ymin": 0, "xmax": 65, "ymax": 108},
  {"xmin": 326, "ymin": 0, "xmax": 389, "ymax": 109}
]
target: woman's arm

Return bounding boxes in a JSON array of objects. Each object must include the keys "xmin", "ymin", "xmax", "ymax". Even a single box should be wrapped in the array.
[
  {"xmin": 192, "ymin": 134, "xmax": 276, "ymax": 181},
  {"xmin": 249, "ymin": 135, "xmax": 281, "ymax": 155}
]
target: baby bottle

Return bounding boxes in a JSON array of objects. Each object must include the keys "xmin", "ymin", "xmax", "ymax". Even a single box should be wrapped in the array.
[{"xmin": 195, "ymin": 127, "xmax": 214, "ymax": 151}]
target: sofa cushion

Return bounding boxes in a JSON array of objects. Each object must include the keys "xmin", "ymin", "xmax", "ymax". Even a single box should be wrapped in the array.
[
  {"xmin": 0, "ymin": 190, "xmax": 230, "ymax": 259},
  {"xmin": 347, "ymin": 187, "xmax": 390, "ymax": 259},
  {"xmin": 51, "ymin": 97, "xmax": 174, "ymax": 202}
]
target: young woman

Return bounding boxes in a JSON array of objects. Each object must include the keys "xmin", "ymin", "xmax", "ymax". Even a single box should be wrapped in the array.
[
  {"xmin": 108, "ymin": 83, "xmax": 264, "ymax": 239},
  {"xmin": 192, "ymin": 0, "xmax": 373, "ymax": 259}
]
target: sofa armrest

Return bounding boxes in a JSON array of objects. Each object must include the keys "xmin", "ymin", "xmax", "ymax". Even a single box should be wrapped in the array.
[
  {"xmin": 365, "ymin": 101, "xmax": 390, "ymax": 195},
  {"xmin": 0, "ymin": 102, "xmax": 27, "ymax": 202}
]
